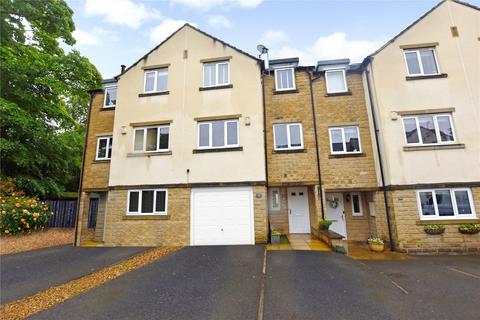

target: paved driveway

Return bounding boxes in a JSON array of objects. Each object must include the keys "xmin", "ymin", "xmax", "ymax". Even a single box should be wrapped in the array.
[
  {"xmin": 19, "ymin": 247, "xmax": 480, "ymax": 320},
  {"xmin": 0, "ymin": 246, "xmax": 149, "ymax": 304}
]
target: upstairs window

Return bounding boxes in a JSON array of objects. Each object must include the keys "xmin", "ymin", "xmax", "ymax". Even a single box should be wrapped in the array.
[
  {"xmin": 144, "ymin": 68, "xmax": 168, "ymax": 93},
  {"xmin": 273, "ymin": 123, "xmax": 303, "ymax": 150},
  {"xmin": 104, "ymin": 87, "xmax": 117, "ymax": 107},
  {"xmin": 96, "ymin": 136, "xmax": 113, "ymax": 160},
  {"xmin": 402, "ymin": 114, "xmax": 455, "ymax": 145},
  {"xmin": 329, "ymin": 126, "xmax": 361, "ymax": 154},
  {"xmin": 325, "ymin": 69, "xmax": 347, "ymax": 93},
  {"xmin": 203, "ymin": 61, "xmax": 229, "ymax": 87},
  {"xmin": 128, "ymin": 189, "xmax": 167, "ymax": 215},
  {"xmin": 274, "ymin": 68, "xmax": 295, "ymax": 91},
  {"xmin": 133, "ymin": 125, "xmax": 170, "ymax": 152},
  {"xmin": 197, "ymin": 119, "xmax": 239, "ymax": 149},
  {"xmin": 417, "ymin": 188, "xmax": 475, "ymax": 220},
  {"xmin": 404, "ymin": 48, "xmax": 440, "ymax": 76}
]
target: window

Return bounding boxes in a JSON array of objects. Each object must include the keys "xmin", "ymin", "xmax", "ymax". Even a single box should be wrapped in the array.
[
  {"xmin": 96, "ymin": 136, "xmax": 112, "ymax": 160},
  {"xmin": 274, "ymin": 68, "xmax": 295, "ymax": 91},
  {"xmin": 351, "ymin": 192, "xmax": 363, "ymax": 216},
  {"xmin": 404, "ymin": 48, "xmax": 440, "ymax": 76},
  {"xmin": 104, "ymin": 87, "xmax": 117, "ymax": 107},
  {"xmin": 203, "ymin": 61, "xmax": 229, "ymax": 87},
  {"xmin": 133, "ymin": 126, "xmax": 170, "ymax": 152},
  {"xmin": 402, "ymin": 114, "xmax": 455, "ymax": 146},
  {"xmin": 269, "ymin": 188, "xmax": 281, "ymax": 211},
  {"xmin": 273, "ymin": 123, "xmax": 303, "ymax": 150},
  {"xmin": 197, "ymin": 119, "xmax": 239, "ymax": 149},
  {"xmin": 325, "ymin": 69, "xmax": 347, "ymax": 93},
  {"xmin": 127, "ymin": 189, "xmax": 168, "ymax": 215},
  {"xmin": 417, "ymin": 188, "xmax": 475, "ymax": 220},
  {"xmin": 144, "ymin": 68, "xmax": 168, "ymax": 93},
  {"xmin": 329, "ymin": 126, "xmax": 361, "ymax": 154}
]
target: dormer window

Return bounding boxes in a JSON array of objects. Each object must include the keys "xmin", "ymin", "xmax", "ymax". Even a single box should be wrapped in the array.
[
  {"xmin": 325, "ymin": 69, "xmax": 347, "ymax": 94},
  {"xmin": 274, "ymin": 68, "xmax": 295, "ymax": 91},
  {"xmin": 104, "ymin": 86, "xmax": 117, "ymax": 108},
  {"xmin": 144, "ymin": 68, "xmax": 168, "ymax": 93},
  {"xmin": 404, "ymin": 48, "xmax": 440, "ymax": 76}
]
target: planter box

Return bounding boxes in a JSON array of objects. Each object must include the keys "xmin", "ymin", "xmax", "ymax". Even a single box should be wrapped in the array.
[
  {"xmin": 459, "ymin": 229, "xmax": 479, "ymax": 235},
  {"xmin": 271, "ymin": 234, "xmax": 281, "ymax": 244},
  {"xmin": 368, "ymin": 242, "xmax": 385, "ymax": 252},
  {"xmin": 424, "ymin": 228, "xmax": 445, "ymax": 235}
]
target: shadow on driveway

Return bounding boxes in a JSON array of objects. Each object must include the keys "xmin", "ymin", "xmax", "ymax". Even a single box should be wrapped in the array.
[{"xmin": 1, "ymin": 245, "xmax": 149, "ymax": 304}]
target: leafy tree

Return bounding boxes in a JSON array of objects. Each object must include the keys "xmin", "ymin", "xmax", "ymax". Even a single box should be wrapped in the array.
[{"xmin": 0, "ymin": 0, "xmax": 102, "ymax": 197}]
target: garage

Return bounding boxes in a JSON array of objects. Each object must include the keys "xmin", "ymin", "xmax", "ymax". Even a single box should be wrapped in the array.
[{"xmin": 191, "ymin": 187, "xmax": 254, "ymax": 245}]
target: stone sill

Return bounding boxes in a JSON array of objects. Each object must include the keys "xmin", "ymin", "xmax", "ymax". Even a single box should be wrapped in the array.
[
  {"xmin": 199, "ymin": 84, "xmax": 233, "ymax": 91},
  {"xmin": 138, "ymin": 91, "xmax": 169, "ymax": 97},
  {"xmin": 403, "ymin": 143, "xmax": 465, "ymax": 151},
  {"xmin": 273, "ymin": 149, "xmax": 305, "ymax": 154},
  {"xmin": 193, "ymin": 147, "xmax": 243, "ymax": 153},
  {"xmin": 100, "ymin": 107, "xmax": 115, "ymax": 111},
  {"xmin": 123, "ymin": 215, "xmax": 170, "ymax": 220},
  {"xmin": 416, "ymin": 219, "xmax": 480, "ymax": 225},
  {"xmin": 273, "ymin": 89, "xmax": 299, "ymax": 95},
  {"xmin": 329, "ymin": 152, "xmax": 364, "ymax": 158},
  {"xmin": 127, "ymin": 151, "xmax": 172, "ymax": 157},
  {"xmin": 92, "ymin": 159, "xmax": 111, "ymax": 164},
  {"xmin": 325, "ymin": 90, "xmax": 352, "ymax": 97},
  {"xmin": 406, "ymin": 73, "xmax": 448, "ymax": 81}
]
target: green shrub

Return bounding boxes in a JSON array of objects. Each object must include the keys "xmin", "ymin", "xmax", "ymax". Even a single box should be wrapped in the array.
[
  {"xmin": 333, "ymin": 246, "xmax": 346, "ymax": 254},
  {"xmin": 458, "ymin": 224, "xmax": 479, "ymax": 234},
  {"xmin": 319, "ymin": 219, "xmax": 332, "ymax": 230},
  {"xmin": 0, "ymin": 178, "xmax": 50, "ymax": 235},
  {"xmin": 271, "ymin": 230, "xmax": 281, "ymax": 236},
  {"xmin": 368, "ymin": 237, "xmax": 384, "ymax": 245},
  {"xmin": 424, "ymin": 224, "xmax": 445, "ymax": 233}
]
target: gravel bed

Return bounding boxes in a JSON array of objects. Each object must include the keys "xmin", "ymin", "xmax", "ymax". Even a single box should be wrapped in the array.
[{"xmin": 0, "ymin": 228, "xmax": 74, "ymax": 255}]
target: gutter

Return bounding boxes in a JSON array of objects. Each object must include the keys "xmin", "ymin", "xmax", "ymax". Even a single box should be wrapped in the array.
[
  {"xmin": 73, "ymin": 91, "xmax": 95, "ymax": 246},
  {"xmin": 364, "ymin": 65, "xmax": 395, "ymax": 251},
  {"xmin": 308, "ymin": 72, "xmax": 325, "ymax": 220}
]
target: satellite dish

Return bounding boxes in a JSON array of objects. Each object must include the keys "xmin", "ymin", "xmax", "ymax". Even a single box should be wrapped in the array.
[{"xmin": 256, "ymin": 44, "xmax": 268, "ymax": 54}]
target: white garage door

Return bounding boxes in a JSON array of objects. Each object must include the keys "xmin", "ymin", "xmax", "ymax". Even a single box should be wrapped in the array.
[{"xmin": 191, "ymin": 187, "xmax": 254, "ymax": 246}]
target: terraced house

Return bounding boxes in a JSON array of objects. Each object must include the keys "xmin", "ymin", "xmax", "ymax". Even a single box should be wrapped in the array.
[
  {"xmin": 76, "ymin": 24, "xmax": 268, "ymax": 246},
  {"xmin": 363, "ymin": 0, "xmax": 480, "ymax": 253}
]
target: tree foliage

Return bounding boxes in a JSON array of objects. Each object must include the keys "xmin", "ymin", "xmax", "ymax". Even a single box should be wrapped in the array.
[{"xmin": 0, "ymin": 0, "xmax": 102, "ymax": 197}]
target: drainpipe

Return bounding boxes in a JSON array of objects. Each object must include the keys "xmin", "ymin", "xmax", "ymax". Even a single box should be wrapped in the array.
[
  {"xmin": 73, "ymin": 91, "xmax": 95, "ymax": 246},
  {"xmin": 308, "ymin": 71, "xmax": 325, "ymax": 220},
  {"xmin": 364, "ymin": 66, "xmax": 395, "ymax": 251},
  {"xmin": 260, "ymin": 63, "xmax": 270, "ymax": 236}
]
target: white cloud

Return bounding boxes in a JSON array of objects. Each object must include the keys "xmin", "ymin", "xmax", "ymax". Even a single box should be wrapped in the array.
[
  {"xmin": 259, "ymin": 30, "xmax": 288, "ymax": 47},
  {"xmin": 73, "ymin": 28, "xmax": 119, "ymax": 46},
  {"xmin": 269, "ymin": 32, "xmax": 385, "ymax": 65},
  {"xmin": 208, "ymin": 15, "xmax": 232, "ymax": 29},
  {"xmin": 84, "ymin": 0, "xmax": 161, "ymax": 29},
  {"xmin": 149, "ymin": 19, "xmax": 197, "ymax": 43},
  {"xmin": 170, "ymin": 0, "xmax": 262, "ymax": 11}
]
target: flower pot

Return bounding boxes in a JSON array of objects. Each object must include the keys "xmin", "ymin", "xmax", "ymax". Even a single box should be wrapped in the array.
[
  {"xmin": 459, "ymin": 229, "xmax": 479, "ymax": 235},
  {"xmin": 271, "ymin": 234, "xmax": 281, "ymax": 244},
  {"xmin": 424, "ymin": 228, "xmax": 445, "ymax": 235},
  {"xmin": 368, "ymin": 242, "xmax": 385, "ymax": 252}
]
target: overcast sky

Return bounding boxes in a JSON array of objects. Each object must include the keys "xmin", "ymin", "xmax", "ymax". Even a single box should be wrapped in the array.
[{"xmin": 65, "ymin": 0, "xmax": 480, "ymax": 78}]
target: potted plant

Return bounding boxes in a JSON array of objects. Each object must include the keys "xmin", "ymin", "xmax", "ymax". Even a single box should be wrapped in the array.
[
  {"xmin": 458, "ymin": 224, "xmax": 480, "ymax": 235},
  {"xmin": 319, "ymin": 219, "xmax": 333, "ymax": 230},
  {"xmin": 368, "ymin": 237, "xmax": 385, "ymax": 252},
  {"xmin": 270, "ymin": 230, "xmax": 282, "ymax": 244},
  {"xmin": 424, "ymin": 224, "xmax": 445, "ymax": 235}
]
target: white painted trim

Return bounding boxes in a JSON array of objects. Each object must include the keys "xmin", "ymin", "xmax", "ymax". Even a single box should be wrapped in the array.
[
  {"xmin": 328, "ymin": 126, "xmax": 362, "ymax": 154},
  {"xmin": 403, "ymin": 47, "xmax": 441, "ymax": 76},
  {"xmin": 269, "ymin": 188, "xmax": 281, "ymax": 212},
  {"xmin": 126, "ymin": 189, "xmax": 168, "ymax": 215},
  {"xmin": 95, "ymin": 136, "xmax": 113, "ymax": 160},
  {"xmin": 274, "ymin": 67, "xmax": 296, "ymax": 91},
  {"xmin": 196, "ymin": 119, "xmax": 240, "ymax": 149},
  {"xmin": 273, "ymin": 123, "xmax": 304, "ymax": 150},
  {"xmin": 416, "ymin": 188, "xmax": 476, "ymax": 220},
  {"xmin": 103, "ymin": 86, "xmax": 117, "ymax": 108},
  {"xmin": 132, "ymin": 125, "xmax": 170, "ymax": 153},
  {"xmin": 325, "ymin": 69, "xmax": 348, "ymax": 94},
  {"xmin": 202, "ymin": 60, "xmax": 230, "ymax": 88},
  {"xmin": 351, "ymin": 192, "xmax": 363, "ymax": 216},
  {"xmin": 143, "ymin": 68, "xmax": 169, "ymax": 93},
  {"xmin": 401, "ymin": 113, "xmax": 456, "ymax": 146}
]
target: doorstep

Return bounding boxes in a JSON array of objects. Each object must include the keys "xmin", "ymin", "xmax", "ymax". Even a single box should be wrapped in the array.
[
  {"xmin": 346, "ymin": 241, "xmax": 412, "ymax": 260},
  {"xmin": 267, "ymin": 234, "xmax": 330, "ymax": 251},
  {"xmin": 81, "ymin": 240, "xmax": 105, "ymax": 247}
]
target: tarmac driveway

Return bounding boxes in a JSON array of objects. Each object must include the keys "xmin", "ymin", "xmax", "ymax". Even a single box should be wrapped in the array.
[{"xmin": 0, "ymin": 245, "xmax": 149, "ymax": 304}]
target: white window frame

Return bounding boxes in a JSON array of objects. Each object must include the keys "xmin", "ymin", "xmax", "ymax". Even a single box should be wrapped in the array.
[
  {"xmin": 197, "ymin": 119, "xmax": 239, "ymax": 149},
  {"xmin": 325, "ymin": 68, "xmax": 348, "ymax": 94},
  {"xmin": 103, "ymin": 86, "xmax": 117, "ymax": 108},
  {"xmin": 127, "ymin": 189, "xmax": 168, "ymax": 215},
  {"xmin": 416, "ymin": 188, "xmax": 476, "ymax": 220},
  {"xmin": 328, "ymin": 126, "xmax": 361, "ymax": 154},
  {"xmin": 143, "ymin": 68, "xmax": 168, "ymax": 93},
  {"xmin": 351, "ymin": 192, "xmax": 363, "ymax": 216},
  {"xmin": 95, "ymin": 136, "xmax": 112, "ymax": 160},
  {"xmin": 274, "ymin": 67, "xmax": 296, "ymax": 91},
  {"xmin": 403, "ymin": 47, "xmax": 441, "ymax": 76},
  {"xmin": 202, "ymin": 61, "xmax": 230, "ymax": 88},
  {"xmin": 132, "ymin": 125, "xmax": 170, "ymax": 153},
  {"xmin": 273, "ymin": 123, "xmax": 304, "ymax": 150},
  {"xmin": 401, "ymin": 113, "xmax": 456, "ymax": 146},
  {"xmin": 269, "ymin": 188, "xmax": 281, "ymax": 212}
]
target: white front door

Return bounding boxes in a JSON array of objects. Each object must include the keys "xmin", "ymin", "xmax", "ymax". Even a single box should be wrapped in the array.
[
  {"xmin": 287, "ymin": 187, "xmax": 310, "ymax": 233},
  {"xmin": 191, "ymin": 187, "xmax": 254, "ymax": 246},
  {"xmin": 325, "ymin": 193, "xmax": 347, "ymax": 239}
]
